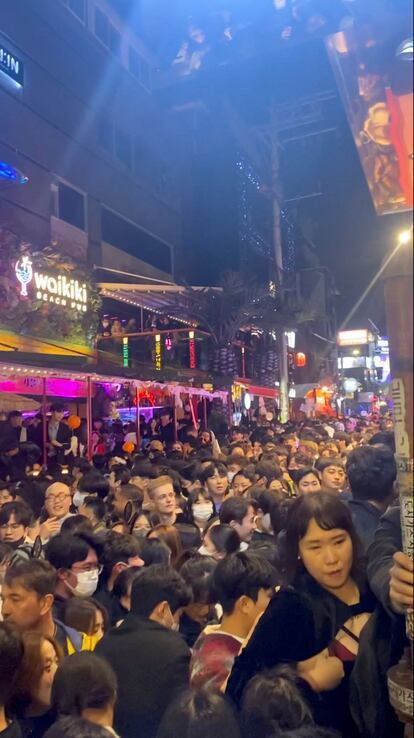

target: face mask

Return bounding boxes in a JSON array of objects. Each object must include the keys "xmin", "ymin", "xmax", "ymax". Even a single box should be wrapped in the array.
[
  {"xmin": 198, "ymin": 545, "xmax": 212, "ymax": 557},
  {"xmin": 67, "ymin": 569, "xmax": 99, "ymax": 598},
  {"xmin": 73, "ymin": 491, "xmax": 88, "ymax": 509},
  {"xmin": 227, "ymin": 471, "xmax": 237, "ymax": 484},
  {"xmin": 262, "ymin": 513, "xmax": 273, "ymax": 534},
  {"xmin": 193, "ymin": 504, "xmax": 213, "ymax": 522}
]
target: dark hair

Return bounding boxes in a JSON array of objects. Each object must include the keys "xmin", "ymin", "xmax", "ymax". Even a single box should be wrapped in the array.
[
  {"xmin": 314, "ymin": 458, "xmax": 344, "ymax": 473},
  {"xmin": 8, "ymin": 410, "xmax": 22, "ymax": 420},
  {"xmin": 284, "ymin": 492, "xmax": 364, "ymax": 586},
  {"xmin": 62, "ymin": 598, "xmax": 109, "ymax": 636},
  {"xmin": 200, "ymin": 463, "xmax": 228, "ymax": 484},
  {"xmin": 269, "ymin": 498, "xmax": 295, "ymax": 537},
  {"xmin": 241, "ymin": 665, "xmax": 313, "ymax": 737},
  {"xmin": 185, "ymin": 488, "xmax": 216, "ymax": 525},
  {"xmin": 0, "ymin": 622, "xmax": 24, "ymax": 705},
  {"xmin": 0, "ymin": 479, "xmax": 13, "ymax": 494},
  {"xmin": 92, "ymin": 454, "xmax": 107, "ymax": 472},
  {"xmin": 207, "ymin": 525, "xmax": 240, "ymax": 557},
  {"xmin": 147, "ymin": 525, "xmax": 182, "ymax": 566},
  {"xmin": 256, "ymin": 461, "xmax": 281, "ymax": 483},
  {"xmin": 117, "ymin": 483, "xmax": 144, "ymax": 508},
  {"xmin": 81, "ymin": 495, "xmax": 106, "ymax": 522},
  {"xmin": 157, "ymin": 688, "xmax": 241, "ymax": 738},
  {"xmin": 52, "ymin": 652, "xmax": 117, "ymax": 715},
  {"xmin": 368, "ymin": 431, "xmax": 396, "ymax": 453},
  {"xmin": 79, "ymin": 474, "xmax": 110, "ymax": 500},
  {"xmin": 212, "ymin": 552, "xmax": 274, "ymax": 615},
  {"xmin": 14, "ymin": 480, "xmax": 43, "ymax": 519},
  {"xmin": 50, "ymin": 403, "xmax": 64, "ymax": 413},
  {"xmin": 45, "ymin": 533, "xmax": 100, "ymax": 571},
  {"xmin": 346, "ymin": 446, "xmax": 396, "ymax": 503},
  {"xmin": 130, "ymin": 564, "xmax": 192, "ymax": 617},
  {"xmin": 232, "ymin": 467, "xmax": 256, "ymax": 484},
  {"xmin": 219, "ymin": 497, "xmax": 251, "ymax": 525},
  {"xmin": 5, "ymin": 558, "xmax": 57, "ymax": 597},
  {"xmin": 0, "ymin": 501, "xmax": 32, "ymax": 528},
  {"xmin": 180, "ymin": 555, "xmax": 216, "ymax": 604},
  {"xmin": 248, "ymin": 540, "xmax": 282, "ymax": 575},
  {"xmin": 60, "ymin": 515, "xmax": 94, "ymax": 536},
  {"xmin": 139, "ymin": 538, "xmax": 171, "ymax": 566},
  {"xmin": 294, "ymin": 468, "xmax": 321, "ymax": 485},
  {"xmin": 255, "ymin": 489, "xmax": 285, "ymax": 515},
  {"xmin": 72, "ymin": 459, "xmax": 92, "ymax": 475},
  {"xmin": 44, "ymin": 717, "xmax": 112, "ymax": 738},
  {"xmin": 102, "ymin": 533, "xmax": 141, "ymax": 578},
  {"xmin": 11, "ymin": 631, "xmax": 63, "ymax": 715},
  {"xmin": 112, "ymin": 566, "xmax": 142, "ymax": 600}
]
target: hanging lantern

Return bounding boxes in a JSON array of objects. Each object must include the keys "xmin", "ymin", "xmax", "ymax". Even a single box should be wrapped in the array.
[
  {"xmin": 165, "ymin": 335, "xmax": 172, "ymax": 351},
  {"xmin": 295, "ymin": 352, "xmax": 307, "ymax": 368}
]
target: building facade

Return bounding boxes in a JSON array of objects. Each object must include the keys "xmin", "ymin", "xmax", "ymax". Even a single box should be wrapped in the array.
[{"xmin": 0, "ymin": 0, "xmax": 185, "ymax": 284}]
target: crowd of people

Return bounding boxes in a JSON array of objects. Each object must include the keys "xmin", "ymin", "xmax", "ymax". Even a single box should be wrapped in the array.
[{"xmin": 0, "ymin": 409, "xmax": 412, "ymax": 738}]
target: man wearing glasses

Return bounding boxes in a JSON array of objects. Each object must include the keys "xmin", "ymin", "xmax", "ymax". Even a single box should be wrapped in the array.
[
  {"xmin": 45, "ymin": 531, "xmax": 102, "ymax": 620},
  {"xmin": 41, "ymin": 482, "xmax": 73, "ymax": 540}
]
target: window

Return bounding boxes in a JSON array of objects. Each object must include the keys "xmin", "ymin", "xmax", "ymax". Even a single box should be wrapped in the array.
[
  {"xmin": 115, "ymin": 128, "xmax": 132, "ymax": 170},
  {"xmin": 61, "ymin": 0, "xmax": 86, "ymax": 22},
  {"xmin": 129, "ymin": 47, "xmax": 152, "ymax": 91},
  {"xmin": 102, "ymin": 208, "xmax": 172, "ymax": 273},
  {"xmin": 58, "ymin": 183, "xmax": 85, "ymax": 231},
  {"xmin": 68, "ymin": 0, "xmax": 86, "ymax": 22},
  {"xmin": 95, "ymin": 8, "xmax": 120, "ymax": 56}
]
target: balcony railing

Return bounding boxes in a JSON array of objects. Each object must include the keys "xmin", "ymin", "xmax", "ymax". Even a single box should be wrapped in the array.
[
  {"xmin": 96, "ymin": 328, "xmax": 279, "ymax": 387},
  {"xmin": 96, "ymin": 328, "xmax": 213, "ymax": 381}
]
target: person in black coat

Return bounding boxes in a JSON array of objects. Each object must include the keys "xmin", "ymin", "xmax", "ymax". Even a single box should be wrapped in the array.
[
  {"xmin": 96, "ymin": 564, "xmax": 192, "ymax": 738},
  {"xmin": 46, "ymin": 405, "xmax": 72, "ymax": 466}
]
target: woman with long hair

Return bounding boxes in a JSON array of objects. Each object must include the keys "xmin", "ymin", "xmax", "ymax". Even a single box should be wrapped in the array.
[
  {"xmin": 12, "ymin": 632, "xmax": 62, "ymax": 738},
  {"xmin": 227, "ymin": 492, "xmax": 377, "ymax": 737}
]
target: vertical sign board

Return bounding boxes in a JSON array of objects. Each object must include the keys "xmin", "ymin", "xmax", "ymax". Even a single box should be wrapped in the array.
[
  {"xmin": 155, "ymin": 334, "xmax": 162, "ymax": 371},
  {"xmin": 0, "ymin": 44, "xmax": 24, "ymax": 86},
  {"xmin": 123, "ymin": 337, "xmax": 129, "ymax": 368},
  {"xmin": 189, "ymin": 331, "xmax": 196, "ymax": 369}
]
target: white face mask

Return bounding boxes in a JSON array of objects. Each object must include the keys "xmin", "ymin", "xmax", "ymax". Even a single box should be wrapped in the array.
[
  {"xmin": 72, "ymin": 491, "xmax": 88, "ymax": 509},
  {"xmin": 262, "ymin": 513, "xmax": 273, "ymax": 534},
  {"xmin": 193, "ymin": 504, "xmax": 213, "ymax": 522},
  {"xmin": 67, "ymin": 569, "xmax": 99, "ymax": 598},
  {"xmin": 227, "ymin": 471, "xmax": 237, "ymax": 484}
]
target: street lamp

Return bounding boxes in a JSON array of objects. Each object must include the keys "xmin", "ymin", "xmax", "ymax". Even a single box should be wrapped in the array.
[{"xmin": 398, "ymin": 230, "xmax": 413, "ymax": 245}]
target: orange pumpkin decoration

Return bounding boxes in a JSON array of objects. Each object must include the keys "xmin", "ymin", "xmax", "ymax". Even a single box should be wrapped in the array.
[
  {"xmin": 122, "ymin": 441, "xmax": 135, "ymax": 454},
  {"xmin": 68, "ymin": 415, "xmax": 81, "ymax": 430}
]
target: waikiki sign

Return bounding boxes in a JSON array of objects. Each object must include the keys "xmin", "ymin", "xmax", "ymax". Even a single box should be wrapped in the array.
[{"xmin": 15, "ymin": 256, "xmax": 88, "ymax": 312}]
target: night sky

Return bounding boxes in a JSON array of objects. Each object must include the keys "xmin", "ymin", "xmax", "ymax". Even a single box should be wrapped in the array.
[{"xmin": 110, "ymin": 0, "xmax": 412, "ymax": 331}]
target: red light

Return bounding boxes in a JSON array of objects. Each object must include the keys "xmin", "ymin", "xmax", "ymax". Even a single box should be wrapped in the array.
[{"xmin": 295, "ymin": 352, "xmax": 307, "ymax": 368}]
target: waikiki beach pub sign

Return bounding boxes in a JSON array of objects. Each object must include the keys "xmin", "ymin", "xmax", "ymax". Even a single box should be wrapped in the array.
[{"xmin": 15, "ymin": 256, "xmax": 88, "ymax": 312}]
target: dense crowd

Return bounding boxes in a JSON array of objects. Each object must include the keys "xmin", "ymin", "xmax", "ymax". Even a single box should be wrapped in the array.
[{"xmin": 0, "ymin": 408, "xmax": 412, "ymax": 738}]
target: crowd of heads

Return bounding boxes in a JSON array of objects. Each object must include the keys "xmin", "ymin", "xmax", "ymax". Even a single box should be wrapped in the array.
[{"xmin": 0, "ymin": 408, "xmax": 400, "ymax": 738}]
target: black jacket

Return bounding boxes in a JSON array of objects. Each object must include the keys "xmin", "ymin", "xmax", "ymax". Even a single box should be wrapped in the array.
[
  {"xmin": 340, "ymin": 492, "xmax": 383, "ymax": 551},
  {"xmin": 96, "ymin": 613, "xmax": 191, "ymax": 738}
]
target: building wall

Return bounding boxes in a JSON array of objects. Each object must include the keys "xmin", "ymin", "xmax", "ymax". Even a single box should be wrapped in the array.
[{"xmin": 0, "ymin": 0, "xmax": 184, "ymax": 278}]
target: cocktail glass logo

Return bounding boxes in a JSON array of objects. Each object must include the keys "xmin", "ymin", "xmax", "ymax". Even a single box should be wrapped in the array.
[
  {"xmin": 15, "ymin": 256, "xmax": 33, "ymax": 297},
  {"xmin": 15, "ymin": 259, "xmax": 88, "ymax": 312}
]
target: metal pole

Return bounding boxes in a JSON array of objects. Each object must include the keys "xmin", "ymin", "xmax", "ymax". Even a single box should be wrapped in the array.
[
  {"xmin": 383, "ymin": 239, "xmax": 413, "ymax": 736},
  {"xmin": 270, "ymin": 112, "xmax": 289, "ymax": 423},
  {"xmin": 173, "ymin": 395, "xmax": 178, "ymax": 443},
  {"xmin": 42, "ymin": 377, "xmax": 47, "ymax": 468},
  {"xmin": 135, "ymin": 386, "xmax": 141, "ymax": 451},
  {"xmin": 86, "ymin": 377, "xmax": 92, "ymax": 461},
  {"xmin": 203, "ymin": 396, "xmax": 208, "ymax": 430}
]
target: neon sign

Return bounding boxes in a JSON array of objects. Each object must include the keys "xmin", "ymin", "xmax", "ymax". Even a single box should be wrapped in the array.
[
  {"xmin": 189, "ymin": 330, "xmax": 196, "ymax": 369},
  {"xmin": 123, "ymin": 337, "xmax": 129, "ymax": 368},
  {"xmin": 15, "ymin": 259, "xmax": 88, "ymax": 312},
  {"xmin": 155, "ymin": 334, "xmax": 162, "ymax": 371}
]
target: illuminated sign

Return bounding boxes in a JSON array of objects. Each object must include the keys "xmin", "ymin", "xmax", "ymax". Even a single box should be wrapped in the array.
[
  {"xmin": 0, "ymin": 44, "xmax": 24, "ymax": 86},
  {"xmin": 15, "ymin": 258, "xmax": 88, "ymax": 312},
  {"xmin": 337, "ymin": 329, "xmax": 371, "ymax": 347},
  {"xmin": 189, "ymin": 331, "xmax": 196, "ymax": 369},
  {"xmin": 285, "ymin": 331, "xmax": 296, "ymax": 349},
  {"xmin": 155, "ymin": 334, "xmax": 162, "ymax": 371},
  {"xmin": 123, "ymin": 337, "xmax": 129, "ymax": 368}
]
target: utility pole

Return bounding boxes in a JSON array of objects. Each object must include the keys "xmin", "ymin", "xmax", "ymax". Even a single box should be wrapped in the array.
[
  {"xmin": 270, "ymin": 105, "xmax": 290, "ymax": 423},
  {"xmin": 383, "ymin": 232, "xmax": 413, "ymax": 737}
]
